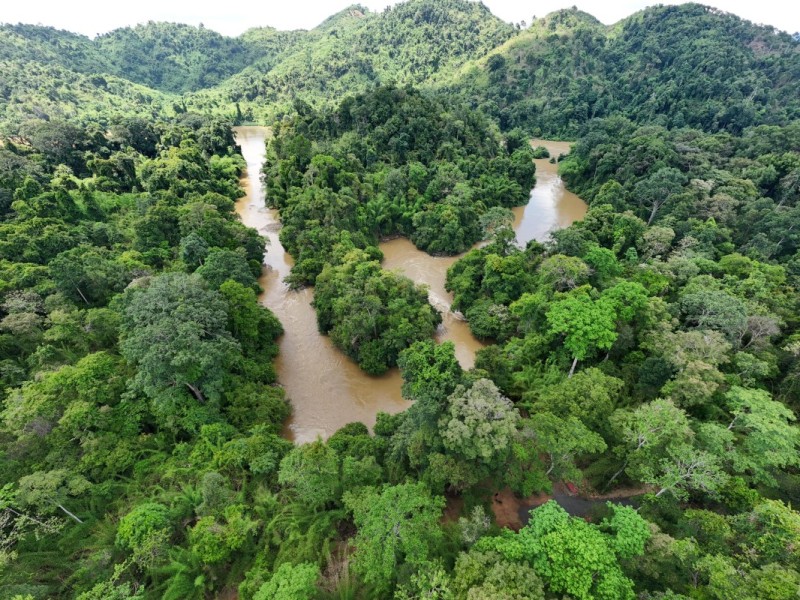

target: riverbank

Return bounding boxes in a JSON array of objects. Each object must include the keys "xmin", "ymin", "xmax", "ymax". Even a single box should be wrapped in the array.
[
  {"xmin": 492, "ymin": 483, "xmax": 648, "ymax": 530},
  {"xmin": 233, "ymin": 127, "xmax": 588, "ymax": 443}
]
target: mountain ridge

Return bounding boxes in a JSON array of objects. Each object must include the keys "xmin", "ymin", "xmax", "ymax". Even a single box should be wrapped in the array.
[{"xmin": 0, "ymin": 1, "xmax": 797, "ymax": 135}]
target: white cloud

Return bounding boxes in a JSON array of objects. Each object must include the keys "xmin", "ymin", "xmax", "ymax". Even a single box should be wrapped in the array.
[{"xmin": 1, "ymin": 0, "xmax": 797, "ymax": 37}]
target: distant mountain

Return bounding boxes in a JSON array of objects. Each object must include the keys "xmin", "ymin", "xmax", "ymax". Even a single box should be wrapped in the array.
[
  {"xmin": 444, "ymin": 4, "xmax": 800, "ymax": 136},
  {"xmin": 94, "ymin": 22, "xmax": 269, "ymax": 93},
  {"xmin": 0, "ymin": 59, "xmax": 173, "ymax": 128},
  {"xmin": 185, "ymin": 0, "xmax": 517, "ymax": 121},
  {"xmin": 0, "ymin": 24, "xmax": 111, "ymax": 74},
  {"xmin": 0, "ymin": 2, "xmax": 797, "ymax": 135},
  {"xmin": 0, "ymin": 21, "xmax": 295, "ymax": 95}
]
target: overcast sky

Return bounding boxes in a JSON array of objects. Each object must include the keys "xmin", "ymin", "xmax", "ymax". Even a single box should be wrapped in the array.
[{"xmin": 2, "ymin": 0, "xmax": 798, "ymax": 37}]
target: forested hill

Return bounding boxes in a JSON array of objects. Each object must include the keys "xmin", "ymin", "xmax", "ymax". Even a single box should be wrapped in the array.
[
  {"xmin": 445, "ymin": 3, "xmax": 800, "ymax": 137},
  {"xmin": 186, "ymin": 0, "xmax": 517, "ymax": 122},
  {"xmin": 92, "ymin": 23, "xmax": 272, "ymax": 93},
  {"xmin": 0, "ymin": 22, "xmax": 283, "ymax": 94},
  {"xmin": 1, "ymin": 2, "xmax": 798, "ymax": 132}
]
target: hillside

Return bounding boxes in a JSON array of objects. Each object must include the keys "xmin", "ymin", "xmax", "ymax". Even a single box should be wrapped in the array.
[
  {"xmin": 0, "ymin": 21, "xmax": 301, "ymax": 97},
  {"xmin": 1, "ymin": 3, "xmax": 797, "ymax": 134},
  {"xmin": 0, "ymin": 24, "xmax": 111, "ymax": 74},
  {"xmin": 445, "ymin": 4, "xmax": 800, "ymax": 136},
  {"xmin": 185, "ymin": 0, "xmax": 518, "ymax": 121},
  {"xmin": 0, "ymin": 59, "xmax": 174, "ymax": 129},
  {"xmin": 94, "ymin": 22, "xmax": 272, "ymax": 93}
]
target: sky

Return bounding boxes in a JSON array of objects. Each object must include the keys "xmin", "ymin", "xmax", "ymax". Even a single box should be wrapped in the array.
[{"xmin": 2, "ymin": 0, "xmax": 798, "ymax": 38}]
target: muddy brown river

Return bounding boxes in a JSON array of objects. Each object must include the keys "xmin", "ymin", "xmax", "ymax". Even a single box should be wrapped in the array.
[{"xmin": 233, "ymin": 127, "xmax": 586, "ymax": 443}]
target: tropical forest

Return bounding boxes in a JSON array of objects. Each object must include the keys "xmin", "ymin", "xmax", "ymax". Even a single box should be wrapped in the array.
[{"xmin": 1, "ymin": 1, "xmax": 800, "ymax": 599}]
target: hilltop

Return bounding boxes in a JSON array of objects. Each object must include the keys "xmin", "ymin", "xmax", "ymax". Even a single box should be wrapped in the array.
[{"xmin": 1, "ymin": 2, "xmax": 797, "ymax": 134}]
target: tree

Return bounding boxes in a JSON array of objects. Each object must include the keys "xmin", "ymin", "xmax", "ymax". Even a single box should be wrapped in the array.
[
  {"xmin": 439, "ymin": 379, "xmax": 520, "ymax": 466},
  {"xmin": 394, "ymin": 562, "xmax": 454, "ymax": 600},
  {"xmin": 451, "ymin": 549, "xmax": 544, "ymax": 600},
  {"xmin": 524, "ymin": 413, "xmax": 606, "ymax": 481},
  {"xmin": 397, "ymin": 340, "xmax": 463, "ymax": 405},
  {"xmin": 645, "ymin": 329, "xmax": 732, "ymax": 407},
  {"xmin": 537, "ymin": 254, "xmax": 590, "ymax": 291},
  {"xmin": 639, "ymin": 444, "xmax": 728, "ymax": 501},
  {"xmin": 528, "ymin": 368, "xmax": 623, "ymax": 434},
  {"xmin": 723, "ymin": 386, "xmax": 800, "ymax": 486},
  {"xmin": 546, "ymin": 287, "xmax": 618, "ymax": 376},
  {"xmin": 343, "ymin": 482, "xmax": 445, "ymax": 591},
  {"xmin": 607, "ymin": 399, "xmax": 693, "ymax": 489},
  {"xmin": 730, "ymin": 499, "xmax": 800, "ymax": 570},
  {"xmin": 195, "ymin": 248, "xmax": 258, "ymax": 291},
  {"xmin": 391, "ymin": 340, "xmax": 464, "ymax": 473},
  {"xmin": 278, "ymin": 441, "xmax": 340, "ymax": 511},
  {"xmin": 253, "ymin": 562, "xmax": 320, "ymax": 600},
  {"xmin": 477, "ymin": 501, "xmax": 648, "ymax": 600},
  {"xmin": 119, "ymin": 273, "xmax": 240, "ymax": 404},
  {"xmin": 219, "ymin": 279, "xmax": 283, "ymax": 360},
  {"xmin": 50, "ymin": 245, "xmax": 133, "ymax": 305},
  {"xmin": 15, "ymin": 469, "xmax": 89, "ymax": 524},
  {"xmin": 180, "ymin": 233, "xmax": 210, "ymax": 269},
  {"xmin": 116, "ymin": 502, "xmax": 171, "ymax": 552},
  {"xmin": 679, "ymin": 289, "xmax": 748, "ymax": 342},
  {"xmin": 633, "ymin": 167, "xmax": 686, "ymax": 225},
  {"xmin": 0, "ymin": 483, "xmax": 63, "ymax": 571},
  {"xmin": 188, "ymin": 504, "xmax": 256, "ymax": 564}
]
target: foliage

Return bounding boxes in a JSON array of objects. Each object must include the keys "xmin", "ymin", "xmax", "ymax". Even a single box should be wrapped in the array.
[
  {"xmin": 253, "ymin": 561, "xmax": 320, "ymax": 600},
  {"xmin": 343, "ymin": 482, "xmax": 445, "ymax": 591},
  {"xmin": 1, "ymin": 3, "xmax": 800, "ymax": 599},
  {"xmin": 477, "ymin": 501, "xmax": 648, "ymax": 599},
  {"xmin": 314, "ymin": 249, "xmax": 440, "ymax": 374}
]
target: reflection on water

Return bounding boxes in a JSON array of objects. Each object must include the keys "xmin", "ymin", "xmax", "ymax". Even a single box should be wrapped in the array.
[
  {"xmin": 380, "ymin": 238, "xmax": 484, "ymax": 370},
  {"xmin": 234, "ymin": 126, "xmax": 407, "ymax": 444},
  {"xmin": 513, "ymin": 140, "xmax": 587, "ymax": 246},
  {"xmin": 233, "ymin": 128, "xmax": 587, "ymax": 442}
]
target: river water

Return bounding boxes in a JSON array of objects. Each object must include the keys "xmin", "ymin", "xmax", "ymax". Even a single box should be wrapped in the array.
[{"xmin": 233, "ymin": 127, "xmax": 587, "ymax": 443}]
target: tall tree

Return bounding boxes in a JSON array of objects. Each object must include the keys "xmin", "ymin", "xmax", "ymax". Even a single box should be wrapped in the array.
[
  {"xmin": 119, "ymin": 273, "xmax": 239, "ymax": 404},
  {"xmin": 343, "ymin": 482, "xmax": 445, "ymax": 592}
]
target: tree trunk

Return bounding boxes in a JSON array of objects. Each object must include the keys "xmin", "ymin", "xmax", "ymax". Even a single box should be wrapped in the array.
[
  {"xmin": 75, "ymin": 286, "xmax": 90, "ymax": 305},
  {"xmin": 568, "ymin": 356, "xmax": 578, "ymax": 378},
  {"xmin": 57, "ymin": 503, "xmax": 83, "ymax": 524},
  {"xmin": 647, "ymin": 201, "xmax": 660, "ymax": 226},
  {"xmin": 185, "ymin": 382, "xmax": 205, "ymax": 403},
  {"xmin": 604, "ymin": 459, "xmax": 629, "ymax": 492}
]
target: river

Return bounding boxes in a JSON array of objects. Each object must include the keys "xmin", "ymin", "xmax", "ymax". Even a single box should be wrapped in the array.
[{"xmin": 233, "ymin": 126, "xmax": 587, "ymax": 443}]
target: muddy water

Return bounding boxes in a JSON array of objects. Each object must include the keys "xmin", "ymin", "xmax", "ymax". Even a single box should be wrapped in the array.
[
  {"xmin": 234, "ymin": 126, "xmax": 407, "ymax": 444},
  {"xmin": 381, "ymin": 238, "xmax": 484, "ymax": 369},
  {"xmin": 513, "ymin": 140, "xmax": 588, "ymax": 246},
  {"xmin": 233, "ymin": 127, "xmax": 587, "ymax": 443}
]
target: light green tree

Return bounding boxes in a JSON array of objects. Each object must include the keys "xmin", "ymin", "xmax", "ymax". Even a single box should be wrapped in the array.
[
  {"xmin": 254, "ymin": 562, "xmax": 320, "ymax": 600},
  {"xmin": 343, "ymin": 482, "xmax": 445, "ymax": 591},
  {"xmin": 477, "ymin": 501, "xmax": 648, "ymax": 600},
  {"xmin": 439, "ymin": 379, "xmax": 520, "ymax": 465},
  {"xmin": 546, "ymin": 287, "xmax": 618, "ymax": 376}
]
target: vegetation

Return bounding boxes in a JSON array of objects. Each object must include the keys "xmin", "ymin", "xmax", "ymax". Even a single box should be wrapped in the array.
[
  {"xmin": 1, "ymin": 1, "xmax": 800, "ymax": 599},
  {"xmin": 262, "ymin": 84, "xmax": 534, "ymax": 372},
  {"xmin": 446, "ymin": 4, "xmax": 800, "ymax": 137}
]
